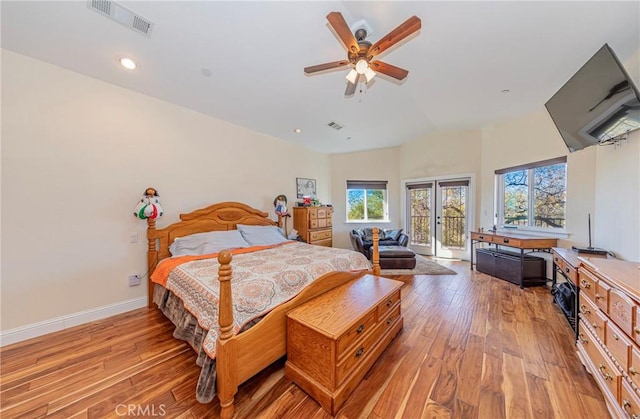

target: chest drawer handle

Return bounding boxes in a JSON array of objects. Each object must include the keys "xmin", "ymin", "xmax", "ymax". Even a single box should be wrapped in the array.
[
  {"xmin": 595, "ymin": 293, "xmax": 602, "ymax": 300},
  {"xmin": 386, "ymin": 299, "xmax": 393, "ymax": 307},
  {"xmin": 565, "ymin": 267, "xmax": 570, "ymax": 273},
  {"xmin": 356, "ymin": 324, "xmax": 364, "ymax": 334},
  {"xmin": 578, "ymin": 333, "xmax": 588, "ymax": 344},
  {"xmin": 386, "ymin": 317, "xmax": 393, "ymax": 325},
  {"xmin": 623, "ymin": 399, "xmax": 632, "ymax": 409},
  {"xmin": 580, "ymin": 280, "xmax": 591, "ymax": 289},
  {"xmin": 503, "ymin": 238, "xmax": 509, "ymax": 243},
  {"xmin": 630, "ymin": 366, "xmax": 637, "ymax": 375},
  {"xmin": 355, "ymin": 347, "xmax": 365, "ymax": 358},
  {"xmin": 591, "ymin": 322, "xmax": 599, "ymax": 329},
  {"xmin": 635, "ymin": 326, "xmax": 640, "ymax": 334},
  {"xmin": 598, "ymin": 363, "xmax": 613, "ymax": 381},
  {"xmin": 579, "ymin": 305, "xmax": 590, "ymax": 315},
  {"xmin": 613, "ymin": 334, "xmax": 619, "ymax": 341}
]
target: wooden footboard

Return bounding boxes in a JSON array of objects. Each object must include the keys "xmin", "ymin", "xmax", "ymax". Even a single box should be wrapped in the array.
[{"xmin": 146, "ymin": 202, "xmax": 381, "ymax": 417}]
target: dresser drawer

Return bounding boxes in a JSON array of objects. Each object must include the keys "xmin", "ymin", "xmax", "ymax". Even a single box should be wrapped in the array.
[
  {"xmin": 313, "ymin": 239, "xmax": 332, "ymax": 248},
  {"xmin": 621, "ymin": 379, "xmax": 640, "ymax": 418},
  {"xmin": 630, "ymin": 346, "xmax": 640, "ymax": 388},
  {"xmin": 595, "ymin": 280, "xmax": 611, "ymax": 313},
  {"xmin": 309, "ymin": 229, "xmax": 332, "ymax": 241},
  {"xmin": 606, "ymin": 320, "xmax": 632, "ymax": 370},
  {"xmin": 377, "ymin": 290, "xmax": 401, "ymax": 320},
  {"xmin": 579, "ymin": 321, "xmax": 623, "ymax": 400},
  {"xmin": 579, "ymin": 269, "xmax": 598, "ymax": 302},
  {"xmin": 634, "ymin": 305, "xmax": 640, "ymax": 346},
  {"xmin": 580, "ymin": 295, "xmax": 606, "ymax": 342},
  {"xmin": 337, "ymin": 310, "xmax": 376, "ymax": 358},
  {"xmin": 609, "ymin": 288, "xmax": 636, "ymax": 337},
  {"xmin": 317, "ymin": 208, "xmax": 328, "ymax": 218},
  {"xmin": 308, "ymin": 208, "xmax": 318, "ymax": 219},
  {"xmin": 336, "ymin": 319, "xmax": 387, "ymax": 385},
  {"xmin": 310, "ymin": 219, "xmax": 319, "ymax": 228}
]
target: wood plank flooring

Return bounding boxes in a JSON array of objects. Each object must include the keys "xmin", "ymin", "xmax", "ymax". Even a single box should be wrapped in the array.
[{"xmin": 0, "ymin": 261, "xmax": 609, "ymax": 418}]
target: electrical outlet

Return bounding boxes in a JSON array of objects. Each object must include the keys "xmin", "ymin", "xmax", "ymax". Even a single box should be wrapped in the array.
[
  {"xmin": 129, "ymin": 232, "xmax": 138, "ymax": 243},
  {"xmin": 128, "ymin": 274, "xmax": 141, "ymax": 286}
]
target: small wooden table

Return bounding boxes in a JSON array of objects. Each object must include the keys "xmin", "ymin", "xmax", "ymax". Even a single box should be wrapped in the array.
[{"xmin": 470, "ymin": 231, "xmax": 558, "ymax": 288}]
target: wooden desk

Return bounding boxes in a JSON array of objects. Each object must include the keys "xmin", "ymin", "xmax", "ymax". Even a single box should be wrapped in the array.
[{"xmin": 470, "ymin": 231, "xmax": 558, "ymax": 288}]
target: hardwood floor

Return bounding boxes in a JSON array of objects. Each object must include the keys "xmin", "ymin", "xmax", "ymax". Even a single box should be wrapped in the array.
[{"xmin": 1, "ymin": 261, "xmax": 609, "ymax": 418}]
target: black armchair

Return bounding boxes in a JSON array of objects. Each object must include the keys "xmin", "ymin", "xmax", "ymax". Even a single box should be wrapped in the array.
[{"xmin": 349, "ymin": 229, "xmax": 409, "ymax": 260}]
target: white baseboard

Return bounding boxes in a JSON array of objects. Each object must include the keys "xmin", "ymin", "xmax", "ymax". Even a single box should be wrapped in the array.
[{"xmin": 0, "ymin": 297, "xmax": 147, "ymax": 347}]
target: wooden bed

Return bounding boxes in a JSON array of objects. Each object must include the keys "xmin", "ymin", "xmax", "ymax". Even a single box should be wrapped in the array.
[{"xmin": 146, "ymin": 202, "xmax": 381, "ymax": 418}]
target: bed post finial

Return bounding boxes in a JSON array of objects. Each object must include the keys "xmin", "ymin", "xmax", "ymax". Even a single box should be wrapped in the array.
[
  {"xmin": 217, "ymin": 249, "xmax": 238, "ymax": 419},
  {"xmin": 372, "ymin": 227, "xmax": 380, "ymax": 276},
  {"xmin": 218, "ymin": 249, "xmax": 234, "ymax": 340}
]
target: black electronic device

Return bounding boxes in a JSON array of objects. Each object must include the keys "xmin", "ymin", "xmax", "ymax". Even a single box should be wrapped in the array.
[
  {"xmin": 572, "ymin": 213, "xmax": 608, "ymax": 255},
  {"xmin": 545, "ymin": 44, "xmax": 640, "ymax": 153}
]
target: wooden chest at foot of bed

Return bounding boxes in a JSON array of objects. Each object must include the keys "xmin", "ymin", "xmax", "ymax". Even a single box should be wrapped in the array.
[{"xmin": 285, "ymin": 274, "xmax": 403, "ymax": 415}]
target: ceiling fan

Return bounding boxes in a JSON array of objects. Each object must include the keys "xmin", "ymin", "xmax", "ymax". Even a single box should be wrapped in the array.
[{"xmin": 304, "ymin": 12, "xmax": 421, "ymax": 96}]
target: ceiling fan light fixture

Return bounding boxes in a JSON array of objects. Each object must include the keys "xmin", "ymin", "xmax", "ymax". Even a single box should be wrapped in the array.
[
  {"xmin": 355, "ymin": 59, "xmax": 368, "ymax": 74},
  {"xmin": 364, "ymin": 66, "xmax": 376, "ymax": 82},
  {"xmin": 346, "ymin": 69, "xmax": 358, "ymax": 84}
]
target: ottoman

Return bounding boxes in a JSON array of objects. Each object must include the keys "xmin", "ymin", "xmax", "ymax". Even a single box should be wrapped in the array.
[{"xmin": 378, "ymin": 246, "xmax": 416, "ymax": 269}]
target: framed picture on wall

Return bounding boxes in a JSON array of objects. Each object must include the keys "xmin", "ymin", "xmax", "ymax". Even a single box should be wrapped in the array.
[{"xmin": 296, "ymin": 178, "xmax": 316, "ymax": 198}]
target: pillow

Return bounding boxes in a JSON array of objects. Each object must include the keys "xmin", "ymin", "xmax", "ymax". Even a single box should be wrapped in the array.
[
  {"xmin": 169, "ymin": 230, "xmax": 250, "ymax": 257},
  {"xmin": 237, "ymin": 224, "xmax": 289, "ymax": 246},
  {"xmin": 384, "ymin": 229, "xmax": 403, "ymax": 241},
  {"xmin": 364, "ymin": 228, "xmax": 386, "ymax": 241}
]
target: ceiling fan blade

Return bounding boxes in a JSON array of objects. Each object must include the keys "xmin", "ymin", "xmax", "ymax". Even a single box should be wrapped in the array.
[
  {"xmin": 368, "ymin": 16, "xmax": 421, "ymax": 59},
  {"xmin": 327, "ymin": 12, "xmax": 360, "ymax": 54},
  {"xmin": 370, "ymin": 61, "xmax": 409, "ymax": 80},
  {"xmin": 345, "ymin": 74, "xmax": 360, "ymax": 96},
  {"xmin": 304, "ymin": 60, "xmax": 350, "ymax": 74}
]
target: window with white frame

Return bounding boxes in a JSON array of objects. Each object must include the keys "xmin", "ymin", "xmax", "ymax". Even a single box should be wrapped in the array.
[
  {"xmin": 495, "ymin": 157, "xmax": 567, "ymax": 230},
  {"xmin": 346, "ymin": 180, "xmax": 389, "ymax": 222}
]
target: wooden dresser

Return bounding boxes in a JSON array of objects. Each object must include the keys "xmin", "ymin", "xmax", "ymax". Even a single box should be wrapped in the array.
[
  {"xmin": 285, "ymin": 275, "xmax": 403, "ymax": 414},
  {"xmin": 576, "ymin": 257, "xmax": 640, "ymax": 418},
  {"xmin": 293, "ymin": 206, "xmax": 333, "ymax": 247}
]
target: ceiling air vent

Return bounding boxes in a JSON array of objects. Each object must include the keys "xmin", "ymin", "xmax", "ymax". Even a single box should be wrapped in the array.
[
  {"xmin": 87, "ymin": 0, "xmax": 154, "ymax": 38},
  {"xmin": 327, "ymin": 121, "xmax": 344, "ymax": 130}
]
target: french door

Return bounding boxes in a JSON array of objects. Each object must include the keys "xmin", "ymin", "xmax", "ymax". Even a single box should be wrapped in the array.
[{"xmin": 405, "ymin": 178, "xmax": 470, "ymax": 260}]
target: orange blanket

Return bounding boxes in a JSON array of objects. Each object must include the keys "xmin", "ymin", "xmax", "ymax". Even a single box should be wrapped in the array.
[{"xmin": 150, "ymin": 241, "xmax": 295, "ymax": 286}]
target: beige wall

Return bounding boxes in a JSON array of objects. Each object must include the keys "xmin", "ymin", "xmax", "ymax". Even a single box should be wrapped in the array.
[
  {"xmin": 1, "ymin": 50, "xmax": 330, "ymax": 331},
  {"xmin": 329, "ymin": 147, "xmax": 400, "ymax": 250}
]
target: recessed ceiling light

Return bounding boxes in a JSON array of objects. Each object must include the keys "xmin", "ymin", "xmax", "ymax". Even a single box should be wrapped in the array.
[
  {"xmin": 294, "ymin": 128, "xmax": 301, "ymax": 134},
  {"xmin": 119, "ymin": 57, "xmax": 136, "ymax": 70},
  {"xmin": 201, "ymin": 68, "xmax": 212, "ymax": 77}
]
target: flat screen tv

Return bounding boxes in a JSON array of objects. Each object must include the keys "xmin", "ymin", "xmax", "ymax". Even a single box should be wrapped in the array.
[{"xmin": 545, "ymin": 44, "xmax": 640, "ymax": 152}]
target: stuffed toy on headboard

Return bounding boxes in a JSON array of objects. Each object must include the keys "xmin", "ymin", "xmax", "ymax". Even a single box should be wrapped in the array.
[{"xmin": 133, "ymin": 187, "xmax": 163, "ymax": 220}]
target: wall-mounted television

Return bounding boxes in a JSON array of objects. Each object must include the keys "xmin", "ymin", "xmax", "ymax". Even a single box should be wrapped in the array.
[{"xmin": 545, "ymin": 44, "xmax": 640, "ymax": 153}]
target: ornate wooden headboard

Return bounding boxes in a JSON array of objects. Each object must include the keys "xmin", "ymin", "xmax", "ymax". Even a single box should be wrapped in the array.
[{"xmin": 146, "ymin": 201, "xmax": 278, "ymax": 306}]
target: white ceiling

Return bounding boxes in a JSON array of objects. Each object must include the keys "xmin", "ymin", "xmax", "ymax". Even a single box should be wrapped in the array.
[{"xmin": 2, "ymin": 1, "xmax": 639, "ymax": 154}]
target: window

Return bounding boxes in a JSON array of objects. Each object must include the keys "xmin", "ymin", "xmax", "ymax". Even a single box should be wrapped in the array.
[
  {"xmin": 346, "ymin": 180, "xmax": 388, "ymax": 222},
  {"xmin": 496, "ymin": 157, "xmax": 567, "ymax": 230}
]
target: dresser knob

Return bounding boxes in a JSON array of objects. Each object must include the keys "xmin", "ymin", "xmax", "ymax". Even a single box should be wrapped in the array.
[
  {"xmin": 578, "ymin": 333, "xmax": 588, "ymax": 344},
  {"xmin": 386, "ymin": 317, "xmax": 393, "ymax": 325},
  {"xmin": 355, "ymin": 347, "xmax": 365, "ymax": 358},
  {"xmin": 580, "ymin": 304, "xmax": 590, "ymax": 314},
  {"xmin": 595, "ymin": 293, "xmax": 601, "ymax": 300},
  {"xmin": 598, "ymin": 363, "xmax": 613, "ymax": 381},
  {"xmin": 635, "ymin": 326, "xmax": 640, "ymax": 334},
  {"xmin": 356, "ymin": 324, "xmax": 364, "ymax": 334},
  {"xmin": 592, "ymin": 323, "xmax": 598, "ymax": 329},
  {"xmin": 613, "ymin": 334, "xmax": 619, "ymax": 341},
  {"xmin": 565, "ymin": 267, "xmax": 570, "ymax": 273},
  {"xmin": 630, "ymin": 366, "xmax": 637, "ymax": 375},
  {"xmin": 386, "ymin": 300, "xmax": 393, "ymax": 307},
  {"xmin": 580, "ymin": 279, "xmax": 591, "ymax": 289},
  {"xmin": 623, "ymin": 399, "xmax": 631, "ymax": 409}
]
